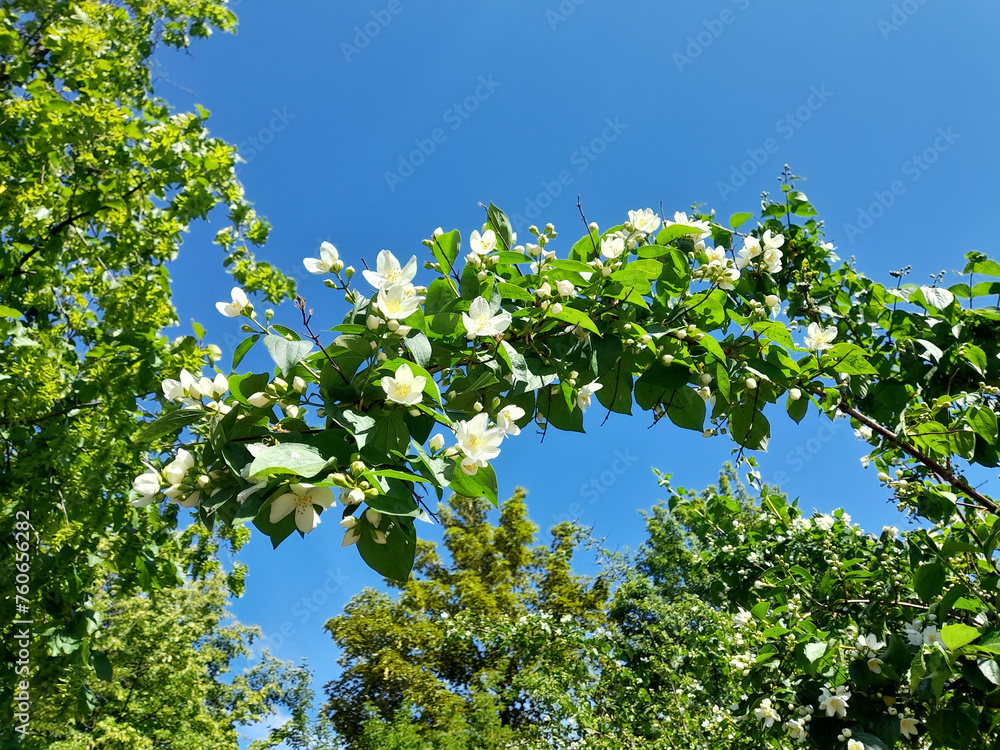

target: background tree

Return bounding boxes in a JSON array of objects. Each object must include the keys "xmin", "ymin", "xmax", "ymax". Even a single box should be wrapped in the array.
[
  {"xmin": 0, "ymin": 0, "xmax": 294, "ymax": 735},
  {"xmin": 322, "ymin": 489, "xmax": 609, "ymax": 747},
  {"xmin": 19, "ymin": 530, "xmax": 313, "ymax": 750}
]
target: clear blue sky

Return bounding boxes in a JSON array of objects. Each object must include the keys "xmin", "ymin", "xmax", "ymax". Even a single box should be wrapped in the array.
[{"xmin": 154, "ymin": 0, "xmax": 1000, "ymax": 733}]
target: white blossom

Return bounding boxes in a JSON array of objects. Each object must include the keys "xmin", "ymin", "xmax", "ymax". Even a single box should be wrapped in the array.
[
  {"xmin": 362, "ymin": 249, "xmax": 417, "ymax": 290},
  {"xmin": 303, "ymin": 242, "xmax": 340, "ymax": 274},
  {"xmin": 269, "ymin": 483, "xmax": 337, "ymax": 534},
  {"xmin": 216, "ymin": 287, "xmax": 250, "ymax": 317}
]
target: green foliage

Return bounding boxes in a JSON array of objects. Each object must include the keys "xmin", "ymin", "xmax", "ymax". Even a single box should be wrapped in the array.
[
  {"xmin": 322, "ymin": 490, "xmax": 609, "ymax": 747},
  {"xmin": 0, "ymin": 0, "xmax": 295, "ymax": 738},
  {"xmin": 19, "ymin": 541, "xmax": 314, "ymax": 750}
]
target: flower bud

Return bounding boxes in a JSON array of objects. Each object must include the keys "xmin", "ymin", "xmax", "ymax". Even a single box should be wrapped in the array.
[
  {"xmin": 408, "ymin": 407, "xmax": 420, "ymax": 417},
  {"xmin": 350, "ymin": 460, "xmax": 366, "ymax": 476},
  {"xmin": 745, "ymin": 377, "xmax": 758, "ymax": 390},
  {"xmin": 241, "ymin": 324, "xmax": 254, "ymax": 333},
  {"xmin": 342, "ymin": 529, "xmax": 360, "ymax": 547},
  {"xmin": 247, "ymin": 392, "xmax": 271, "ymax": 408},
  {"xmin": 292, "ymin": 376, "xmax": 307, "ymax": 394},
  {"xmin": 376, "ymin": 352, "xmax": 387, "ymax": 363},
  {"xmin": 588, "ymin": 221, "xmax": 599, "ymax": 233},
  {"xmin": 348, "ymin": 488, "xmax": 365, "ymax": 505},
  {"xmin": 373, "ymin": 529, "xmax": 388, "ymax": 544},
  {"xmin": 329, "ymin": 472, "xmax": 349, "ymax": 486},
  {"xmin": 272, "ymin": 377, "xmax": 288, "ymax": 391},
  {"xmin": 340, "ymin": 515, "xmax": 358, "ymax": 529},
  {"xmin": 700, "ymin": 373, "xmax": 713, "ymax": 385},
  {"xmin": 429, "ymin": 434, "xmax": 445, "ymax": 452},
  {"xmin": 394, "ymin": 325, "xmax": 412, "ymax": 337},
  {"xmin": 788, "ymin": 388, "xmax": 802, "ymax": 401},
  {"xmin": 639, "ymin": 334, "xmax": 652, "ymax": 345},
  {"xmin": 662, "ymin": 354, "xmax": 674, "ymax": 365},
  {"xmin": 529, "ymin": 224, "xmax": 539, "ymax": 235},
  {"xmin": 473, "ymin": 402, "xmax": 484, "ymax": 413},
  {"xmin": 206, "ymin": 344, "xmax": 222, "ymax": 361},
  {"xmin": 366, "ymin": 508, "xmax": 383, "ymax": 528},
  {"xmin": 476, "ymin": 271, "xmax": 488, "ymax": 282},
  {"xmin": 432, "ymin": 226, "xmax": 444, "ymax": 239},
  {"xmin": 765, "ymin": 294, "xmax": 780, "ymax": 308},
  {"xmin": 387, "ymin": 319, "xmax": 399, "ymax": 332},
  {"xmin": 332, "ymin": 259, "xmax": 345, "ymax": 273},
  {"xmin": 551, "ymin": 302, "xmax": 564, "ymax": 315},
  {"xmin": 366, "ymin": 314, "xmax": 380, "ymax": 331},
  {"xmin": 344, "ymin": 265, "xmax": 355, "ymax": 279}
]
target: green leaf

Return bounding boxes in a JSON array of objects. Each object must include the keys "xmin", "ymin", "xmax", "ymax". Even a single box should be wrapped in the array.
[
  {"xmin": 357, "ymin": 516, "xmax": 417, "ymax": 582},
  {"xmin": 497, "ymin": 281, "xmax": 534, "ymax": 301},
  {"xmin": 804, "ymin": 641, "xmax": 827, "ymax": 664},
  {"xmin": 232, "ymin": 334, "xmax": 261, "ymax": 369},
  {"xmin": 964, "ymin": 343, "xmax": 988, "ymax": 376},
  {"xmin": 0, "ymin": 304, "xmax": 23, "ymax": 318},
  {"xmin": 665, "ymin": 387, "xmax": 706, "ymax": 432},
  {"xmin": 752, "ymin": 320, "xmax": 795, "ymax": 350},
  {"xmin": 431, "ymin": 229, "xmax": 461, "ymax": 275},
  {"xmin": 92, "ymin": 651, "xmax": 113, "ymax": 681},
  {"xmin": 786, "ymin": 392, "xmax": 808, "ymax": 423},
  {"xmin": 551, "ymin": 304, "xmax": 599, "ymax": 333},
  {"xmin": 611, "ymin": 259, "xmax": 663, "ymax": 286},
  {"xmin": 825, "ymin": 342, "xmax": 879, "ymax": 375},
  {"xmin": 655, "ymin": 224, "xmax": 706, "ymax": 244},
  {"xmin": 263, "ymin": 334, "xmax": 314, "ymax": 376},
  {"xmin": 487, "ymin": 203, "xmax": 514, "ymax": 250},
  {"xmin": 942, "ymin": 623, "xmax": 981, "ymax": 651},
  {"xmin": 729, "ymin": 212, "xmax": 753, "ymax": 229},
  {"xmin": 248, "ymin": 443, "xmax": 331, "ymax": 479},
  {"xmin": 968, "ymin": 405, "xmax": 998, "ymax": 442},
  {"xmin": 137, "ymin": 409, "xmax": 203, "ymax": 444},
  {"xmin": 365, "ymin": 492, "xmax": 423, "ymax": 517},
  {"xmin": 914, "ymin": 562, "xmax": 946, "ymax": 603},
  {"xmin": 447, "ymin": 462, "xmax": 499, "ymax": 506},
  {"xmin": 731, "ymin": 398, "xmax": 770, "ymax": 451}
]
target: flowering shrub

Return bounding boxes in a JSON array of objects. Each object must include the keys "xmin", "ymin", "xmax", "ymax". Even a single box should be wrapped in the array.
[{"xmin": 135, "ymin": 175, "xmax": 1000, "ymax": 747}]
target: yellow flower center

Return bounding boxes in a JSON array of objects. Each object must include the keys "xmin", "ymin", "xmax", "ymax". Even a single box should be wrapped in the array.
[
  {"xmin": 395, "ymin": 383, "xmax": 411, "ymax": 397},
  {"xmin": 385, "ymin": 299, "xmax": 402, "ymax": 314},
  {"xmin": 295, "ymin": 494, "xmax": 313, "ymax": 510},
  {"xmin": 384, "ymin": 268, "xmax": 401, "ymax": 283}
]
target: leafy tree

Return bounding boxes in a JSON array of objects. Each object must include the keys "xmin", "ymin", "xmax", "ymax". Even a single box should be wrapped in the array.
[
  {"xmin": 322, "ymin": 490, "xmax": 609, "ymax": 747},
  {"xmin": 0, "ymin": 0, "xmax": 294, "ymax": 737},
  {"xmin": 16, "ymin": 531, "xmax": 313, "ymax": 750}
]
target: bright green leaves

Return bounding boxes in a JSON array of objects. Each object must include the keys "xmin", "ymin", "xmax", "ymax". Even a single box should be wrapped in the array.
[
  {"xmin": 357, "ymin": 516, "xmax": 417, "ymax": 582},
  {"xmin": 263, "ymin": 334, "xmax": 314, "ymax": 375},
  {"xmin": 824, "ymin": 343, "xmax": 879, "ymax": 375},
  {"xmin": 247, "ymin": 443, "xmax": 331, "ymax": 480},
  {"xmin": 913, "ymin": 562, "xmax": 946, "ymax": 603},
  {"xmin": 730, "ymin": 397, "xmax": 770, "ymax": 451},
  {"xmin": 431, "ymin": 229, "xmax": 461, "ymax": 276}
]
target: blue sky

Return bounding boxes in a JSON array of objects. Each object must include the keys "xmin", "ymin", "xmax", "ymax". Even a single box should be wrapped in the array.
[{"xmin": 154, "ymin": 0, "xmax": 1000, "ymax": 731}]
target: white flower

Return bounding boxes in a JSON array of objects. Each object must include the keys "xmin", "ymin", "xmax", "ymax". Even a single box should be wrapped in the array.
[
  {"xmin": 847, "ymin": 740, "xmax": 864, "ymax": 750},
  {"xmin": 216, "ymin": 287, "xmax": 250, "ymax": 317},
  {"xmin": 754, "ymin": 698, "xmax": 780, "ymax": 728},
  {"xmin": 362, "ymin": 249, "xmax": 417, "ymax": 290},
  {"xmin": 904, "ymin": 619, "xmax": 925, "ymax": 646},
  {"xmin": 381, "ymin": 363, "xmax": 426, "ymax": 406},
  {"xmin": 900, "ymin": 716, "xmax": 920, "ymax": 738},
  {"xmin": 555, "ymin": 279, "xmax": 575, "ymax": 297},
  {"xmin": 161, "ymin": 377, "xmax": 186, "ymax": 402},
  {"xmin": 882, "ymin": 525, "xmax": 899, "ymax": 539},
  {"xmin": 867, "ymin": 656, "xmax": 884, "ymax": 674},
  {"xmin": 814, "ymin": 514, "xmax": 835, "ymax": 531},
  {"xmin": 664, "ymin": 211, "xmax": 711, "ymax": 238},
  {"xmin": 469, "ymin": 229, "xmax": 497, "ymax": 255},
  {"xmin": 733, "ymin": 608, "xmax": 753, "ymax": 628},
  {"xmin": 762, "ymin": 244, "xmax": 783, "ymax": 274},
  {"xmin": 764, "ymin": 294, "xmax": 781, "ymax": 314},
  {"xmin": 762, "ymin": 229, "xmax": 784, "ymax": 253},
  {"xmin": 736, "ymin": 236, "xmax": 762, "ymax": 269},
  {"xmin": 804, "ymin": 322, "xmax": 838, "ymax": 352},
  {"xmin": 163, "ymin": 449, "xmax": 194, "ymax": 486},
  {"xmin": 375, "ymin": 283, "xmax": 421, "ymax": 320},
  {"xmin": 429, "ymin": 434, "xmax": 446, "ymax": 452},
  {"xmin": 600, "ymin": 233, "xmax": 626, "ymax": 259},
  {"xmin": 303, "ymin": 242, "xmax": 340, "ymax": 274},
  {"xmin": 627, "ymin": 208, "xmax": 661, "ymax": 236},
  {"xmin": 452, "ymin": 412, "xmax": 504, "ymax": 463},
  {"xmin": 818, "ymin": 686, "xmax": 850, "ymax": 718},
  {"xmin": 783, "ymin": 718, "xmax": 807, "ymax": 740},
  {"xmin": 130, "ymin": 468, "xmax": 161, "ymax": 507},
  {"xmin": 856, "ymin": 633, "xmax": 885, "ymax": 657},
  {"xmin": 268, "ymin": 483, "xmax": 337, "ymax": 534},
  {"xmin": 496, "ymin": 404, "xmax": 526, "ymax": 436},
  {"xmin": 462, "ymin": 296, "xmax": 512, "ymax": 338},
  {"xmin": 922, "ymin": 624, "xmax": 942, "ymax": 647},
  {"xmin": 247, "ymin": 391, "xmax": 272, "ymax": 408},
  {"xmin": 576, "ymin": 382, "xmax": 603, "ymax": 411},
  {"xmin": 339, "ymin": 515, "xmax": 358, "ymax": 529}
]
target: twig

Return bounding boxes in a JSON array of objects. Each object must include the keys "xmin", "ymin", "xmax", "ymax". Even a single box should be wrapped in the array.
[{"xmin": 295, "ymin": 296, "xmax": 349, "ymax": 384}]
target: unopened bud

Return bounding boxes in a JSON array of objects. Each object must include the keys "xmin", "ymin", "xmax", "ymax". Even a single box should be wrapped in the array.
[
  {"xmin": 473, "ymin": 402, "xmax": 484, "ymax": 413},
  {"xmin": 366, "ymin": 508, "xmax": 383, "ymax": 528},
  {"xmin": 429, "ymin": 434, "xmax": 445, "ymax": 452},
  {"xmin": 745, "ymin": 377, "xmax": 758, "ymax": 390},
  {"xmin": 292, "ymin": 376, "xmax": 307, "ymax": 394},
  {"xmin": 344, "ymin": 265, "xmax": 355, "ymax": 279},
  {"xmin": 387, "ymin": 319, "xmax": 399, "ymax": 332},
  {"xmin": 367, "ymin": 314, "xmax": 380, "ymax": 331},
  {"xmin": 350, "ymin": 460, "xmax": 366, "ymax": 476},
  {"xmin": 788, "ymin": 388, "xmax": 802, "ymax": 401}
]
